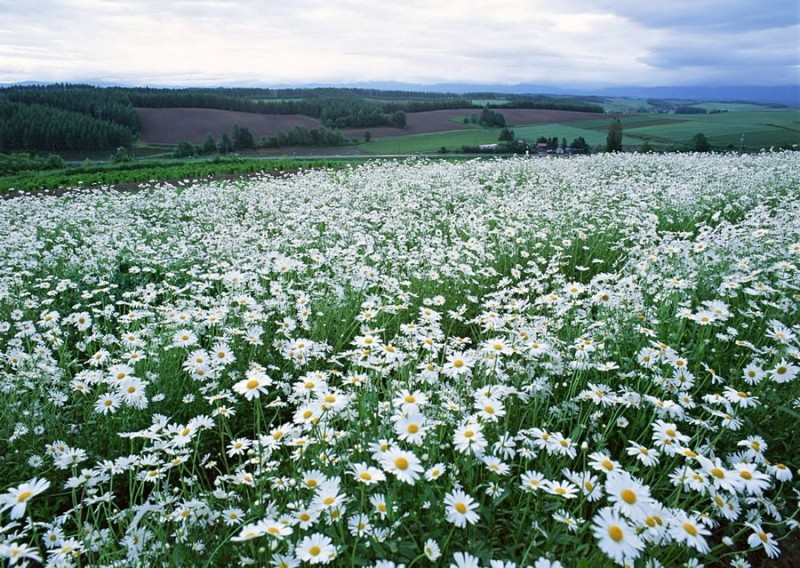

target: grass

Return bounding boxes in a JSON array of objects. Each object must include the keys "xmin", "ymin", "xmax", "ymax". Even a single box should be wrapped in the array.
[
  {"xmin": 361, "ymin": 129, "xmax": 502, "ymax": 154},
  {"xmin": 0, "ymin": 156, "xmax": 361, "ymax": 194}
]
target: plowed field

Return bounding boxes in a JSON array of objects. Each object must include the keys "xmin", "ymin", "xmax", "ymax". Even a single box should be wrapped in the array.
[{"xmin": 137, "ymin": 107, "xmax": 606, "ymax": 143}]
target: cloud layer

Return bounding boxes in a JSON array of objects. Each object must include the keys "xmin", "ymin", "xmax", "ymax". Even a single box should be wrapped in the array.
[{"xmin": 0, "ymin": 0, "xmax": 797, "ymax": 87}]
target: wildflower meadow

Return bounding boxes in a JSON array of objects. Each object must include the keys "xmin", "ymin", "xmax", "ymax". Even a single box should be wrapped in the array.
[{"xmin": 0, "ymin": 152, "xmax": 798, "ymax": 567}]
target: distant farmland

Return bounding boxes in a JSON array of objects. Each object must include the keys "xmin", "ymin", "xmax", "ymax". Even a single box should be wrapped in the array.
[
  {"xmin": 136, "ymin": 108, "xmax": 607, "ymax": 145},
  {"xmin": 136, "ymin": 105, "xmax": 799, "ymax": 154},
  {"xmin": 136, "ymin": 108, "xmax": 322, "ymax": 143}
]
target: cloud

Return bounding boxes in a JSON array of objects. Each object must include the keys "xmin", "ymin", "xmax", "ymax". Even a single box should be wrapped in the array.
[{"xmin": 0, "ymin": 0, "xmax": 796, "ymax": 86}]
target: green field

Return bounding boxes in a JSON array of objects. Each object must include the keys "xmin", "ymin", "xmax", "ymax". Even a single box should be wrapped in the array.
[
  {"xmin": 362, "ymin": 109, "xmax": 800, "ymax": 153},
  {"xmin": 361, "ymin": 129, "xmax": 503, "ymax": 154}
]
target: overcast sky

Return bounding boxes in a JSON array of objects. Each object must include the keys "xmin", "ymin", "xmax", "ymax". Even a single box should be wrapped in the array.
[{"xmin": 1, "ymin": 0, "xmax": 798, "ymax": 88}]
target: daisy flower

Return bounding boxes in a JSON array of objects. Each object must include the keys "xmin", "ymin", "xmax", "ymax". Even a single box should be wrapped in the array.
[
  {"xmin": 591, "ymin": 506, "xmax": 644, "ymax": 565},
  {"xmin": 233, "ymin": 370, "xmax": 271, "ymax": 400},
  {"xmin": 626, "ymin": 441, "xmax": 660, "ymax": 467},
  {"xmin": 453, "ymin": 420, "xmax": 488, "ymax": 456},
  {"xmin": 0, "ymin": 478, "xmax": 50, "ymax": 519},
  {"xmin": 393, "ymin": 413, "xmax": 429, "ymax": 445},
  {"xmin": 295, "ymin": 533, "xmax": 337, "ymax": 565},
  {"xmin": 451, "ymin": 551, "xmax": 481, "ymax": 568},
  {"xmin": 544, "ymin": 479, "xmax": 579, "ymax": 499},
  {"xmin": 444, "ymin": 489, "xmax": 480, "ymax": 528},
  {"xmin": 423, "ymin": 538, "xmax": 441, "ymax": 561},
  {"xmin": 350, "ymin": 462, "xmax": 386, "ymax": 485},
  {"xmin": 605, "ymin": 471, "xmax": 654, "ymax": 521},
  {"xmin": 230, "ymin": 521, "xmax": 267, "ymax": 542},
  {"xmin": 380, "ymin": 447, "xmax": 423, "ymax": 485},
  {"xmin": 746, "ymin": 522, "xmax": 780, "ymax": 559},
  {"xmin": 668, "ymin": 510, "xmax": 711, "ymax": 554}
]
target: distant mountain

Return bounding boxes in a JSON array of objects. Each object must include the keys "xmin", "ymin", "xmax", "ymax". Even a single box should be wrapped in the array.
[{"xmin": 588, "ymin": 85, "xmax": 800, "ymax": 107}]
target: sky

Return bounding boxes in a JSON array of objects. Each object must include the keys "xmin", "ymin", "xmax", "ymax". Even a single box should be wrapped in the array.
[{"xmin": 0, "ymin": 0, "xmax": 798, "ymax": 88}]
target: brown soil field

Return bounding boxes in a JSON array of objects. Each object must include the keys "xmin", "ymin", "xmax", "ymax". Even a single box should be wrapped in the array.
[
  {"xmin": 137, "ymin": 107, "xmax": 607, "ymax": 144},
  {"xmin": 136, "ymin": 108, "xmax": 322, "ymax": 143}
]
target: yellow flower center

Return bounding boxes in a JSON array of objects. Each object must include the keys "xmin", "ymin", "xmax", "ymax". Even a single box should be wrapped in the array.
[
  {"xmin": 16, "ymin": 491, "xmax": 33, "ymax": 503},
  {"xmin": 608, "ymin": 525, "xmax": 624, "ymax": 542},
  {"xmin": 395, "ymin": 457, "xmax": 409, "ymax": 470},
  {"xmin": 309, "ymin": 545, "xmax": 321, "ymax": 556},
  {"xmin": 246, "ymin": 379, "xmax": 259, "ymax": 390},
  {"xmin": 455, "ymin": 502, "xmax": 467, "ymax": 514},
  {"xmin": 711, "ymin": 468, "xmax": 725, "ymax": 479},
  {"xmin": 683, "ymin": 522, "xmax": 698, "ymax": 537},
  {"xmin": 621, "ymin": 489, "xmax": 637, "ymax": 504}
]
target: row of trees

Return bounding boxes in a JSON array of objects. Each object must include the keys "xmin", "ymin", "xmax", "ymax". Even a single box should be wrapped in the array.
[
  {"xmin": 4, "ymin": 85, "xmax": 142, "ymax": 130},
  {"xmin": 173, "ymin": 124, "xmax": 354, "ymax": 157},
  {"xmin": 0, "ymin": 99, "xmax": 137, "ymax": 152}
]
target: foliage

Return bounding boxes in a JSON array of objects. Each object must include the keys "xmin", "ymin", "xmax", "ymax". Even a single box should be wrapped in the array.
[
  {"xmin": 570, "ymin": 137, "xmax": 590, "ymax": 153},
  {"xmin": 692, "ymin": 132, "xmax": 711, "ymax": 152},
  {"xmin": 232, "ymin": 124, "xmax": 255, "ymax": 150},
  {"xmin": 0, "ymin": 99, "xmax": 137, "ymax": 152},
  {"xmin": 262, "ymin": 125, "xmax": 353, "ymax": 148},
  {"xmin": 2, "ymin": 83, "xmax": 142, "ymax": 130},
  {"xmin": 0, "ymin": 157, "xmax": 357, "ymax": 193},
  {"xmin": 0, "ymin": 152, "xmax": 65, "ymax": 175},
  {"xmin": 498, "ymin": 127, "xmax": 515, "ymax": 142},
  {"xmin": 675, "ymin": 106, "xmax": 708, "ymax": 115},
  {"xmin": 173, "ymin": 140, "xmax": 197, "ymax": 158},
  {"xmin": 606, "ymin": 118, "xmax": 624, "ymax": 152},
  {"xmin": 479, "ymin": 106, "xmax": 506, "ymax": 127}
]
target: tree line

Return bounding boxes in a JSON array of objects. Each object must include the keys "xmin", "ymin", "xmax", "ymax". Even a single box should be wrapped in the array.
[
  {"xmin": 4, "ymin": 84, "xmax": 142, "ymax": 130},
  {"xmin": 0, "ymin": 99, "xmax": 136, "ymax": 152},
  {"xmin": 173, "ymin": 124, "xmax": 356, "ymax": 157}
]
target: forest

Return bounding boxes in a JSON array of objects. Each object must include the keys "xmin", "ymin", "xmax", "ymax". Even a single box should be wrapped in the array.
[{"xmin": 0, "ymin": 84, "xmax": 604, "ymax": 152}]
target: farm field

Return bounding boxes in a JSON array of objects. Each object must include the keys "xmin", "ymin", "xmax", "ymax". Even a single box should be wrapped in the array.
[
  {"xmin": 133, "ymin": 102, "xmax": 799, "ymax": 156},
  {"xmin": 137, "ymin": 108, "xmax": 323, "ymax": 144},
  {"xmin": 0, "ymin": 153, "xmax": 799, "ymax": 566},
  {"xmin": 137, "ymin": 107, "xmax": 605, "ymax": 146},
  {"xmin": 362, "ymin": 109, "xmax": 800, "ymax": 154}
]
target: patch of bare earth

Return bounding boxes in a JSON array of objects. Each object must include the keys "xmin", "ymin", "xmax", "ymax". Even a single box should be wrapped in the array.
[{"xmin": 136, "ymin": 108, "xmax": 323, "ymax": 144}]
